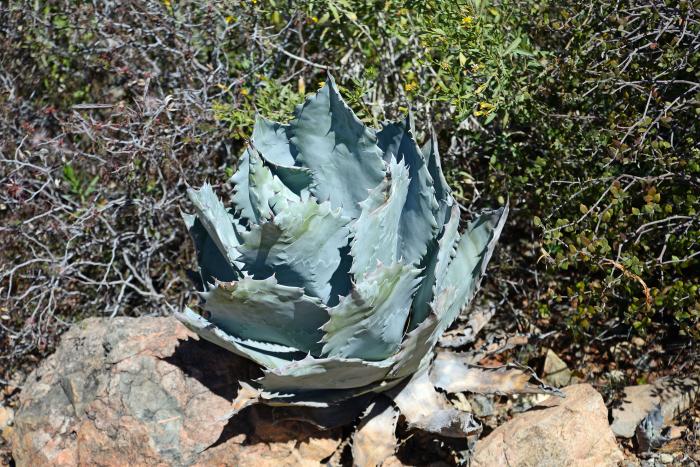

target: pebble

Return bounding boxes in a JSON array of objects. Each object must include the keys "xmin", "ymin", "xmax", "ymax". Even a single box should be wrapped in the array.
[{"xmin": 0, "ymin": 406, "xmax": 15, "ymax": 440}]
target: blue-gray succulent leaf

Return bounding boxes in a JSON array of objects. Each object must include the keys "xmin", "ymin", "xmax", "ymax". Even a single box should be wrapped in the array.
[
  {"xmin": 251, "ymin": 114, "xmax": 296, "ymax": 167},
  {"xmin": 175, "ymin": 307, "xmax": 302, "ymax": 369},
  {"xmin": 182, "ymin": 211, "xmax": 238, "ymax": 288},
  {"xmin": 266, "ymin": 164, "xmax": 314, "ymax": 195},
  {"xmin": 434, "ymin": 205, "xmax": 509, "ymax": 335},
  {"xmin": 321, "ymin": 262, "xmax": 422, "ymax": 361},
  {"xmin": 388, "ymin": 313, "xmax": 440, "ymax": 380},
  {"xmin": 182, "ymin": 72, "xmax": 508, "ymax": 407},
  {"xmin": 409, "ymin": 203, "xmax": 461, "ymax": 330},
  {"xmin": 377, "ymin": 119, "xmax": 406, "ymax": 163},
  {"xmin": 251, "ymin": 115, "xmax": 314, "ymax": 193},
  {"xmin": 422, "ymin": 129, "xmax": 454, "ymax": 227},
  {"xmin": 200, "ymin": 276, "xmax": 330, "ymax": 355},
  {"xmin": 326, "ymin": 243, "xmax": 353, "ymax": 307},
  {"xmin": 257, "ymin": 353, "xmax": 393, "ymax": 393},
  {"xmin": 432, "ymin": 204, "xmax": 463, "ymax": 292},
  {"xmin": 395, "ymin": 125, "xmax": 439, "ymax": 266},
  {"xmin": 379, "ymin": 114, "xmax": 439, "ymax": 266},
  {"xmin": 236, "ymin": 192, "xmax": 351, "ymax": 302},
  {"xmin": 229, "ymin": 148, "xmax": 254, "ymax": 222},
  {"xmin": 187, "ymin": 183, "xmax": 244, "ymax": 271},
  {"xmin": 289, "ymin": 75, "xmax": 386, "ymax": 218},
  {"xmin": 349, "ymin": 158, "xmax": 409, "ymax": 279},
  {"xmin": 230, "ymin": 145, "xmax": 310, "ymax": 225},
  {"xmin": 390, "ymin": 199, "xmax": 505, "ymax": 380},
  {"xmin": 238, "ymin": 146, "xmax": 300, "ymax": 223}
]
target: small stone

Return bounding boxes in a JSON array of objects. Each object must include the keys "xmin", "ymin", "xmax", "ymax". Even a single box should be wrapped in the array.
[
  {"xmin": 0, "ymin": 406, "xmax": 14, "ymax": 440},
  {"xmin": 658, "ymin": 453, "xmax": 674, "ymax": 464},
  {"xmin": 0, "ymin": 407, "xmax": 14, "ymax": 428},
  {"xmin": 542, "ymin": 349, "xmax": 572, "ymax": 387},
  {"xmin": 631, "ymin": 337, "xmax": 645, "ymax": 347},
  {"xmin": 666, "ymin": 425, "xmax": 684, "ymax": 439},
  {"xmin": 473, "ymin": 384, "xmax": 624, "ymax": 467}
]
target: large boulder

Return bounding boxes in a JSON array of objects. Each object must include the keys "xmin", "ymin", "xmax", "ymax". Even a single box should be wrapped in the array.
[
  {"xmin": 472, "ymin": 384, "xmax": 625, "ymax": 467},
  {"xmin": 10, "ymin": 317, "xmax": 341, "ymax": 466}
]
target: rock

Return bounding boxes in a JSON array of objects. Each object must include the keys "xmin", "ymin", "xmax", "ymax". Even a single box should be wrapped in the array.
[
  {"xmin": 0, "ymin": 406, "xmax": 14, "ymax": 440},
  {"xmin": 542, "ymin": 349, "xmax": 572, "ymax": 387},
  {"xmin": 631, "ymin": 337, "xmax": 646, "ymax": 348},
  {"xmin": 658, "ymin": 453, "xmax": 674, "ymax": 464},
  {"xmin": 665, "ymin": 425, "xmax": 684, "ymax": 440},
  {"xmin": 472, "ymin": 384, "xmax": 624, "ymax": 467},
  {"xmin": 611, "ymin": 376, "xmax": 699, "ymax": 438},
  {"xmin": 11, "ymin": 317, "xmax": 341, "ymax": 466}
]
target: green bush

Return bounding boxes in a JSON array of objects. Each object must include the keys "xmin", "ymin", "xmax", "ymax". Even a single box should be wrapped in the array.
[{"xmin": 480, "ymin": 0, "xmax": 700, "ymax": 338}]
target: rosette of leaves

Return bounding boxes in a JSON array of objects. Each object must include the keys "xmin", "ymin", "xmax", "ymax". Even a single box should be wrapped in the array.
[{"xmin": 177, "ymin": 75, "xmax": 558, "ymax": 463}]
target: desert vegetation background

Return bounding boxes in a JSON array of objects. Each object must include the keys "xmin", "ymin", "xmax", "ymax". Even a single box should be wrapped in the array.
[{"xmin": 0, "ymin": 0, "xmax": 698, "ymax": 454}]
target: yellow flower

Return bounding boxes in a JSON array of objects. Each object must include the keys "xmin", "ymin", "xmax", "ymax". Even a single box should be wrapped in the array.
[
  {"xmin": 474, "ymin": 101, "xmax": 495, "ymax": 116},
  {"xmin": 311, "ymin": 15, "xmax": 318, "ymax": 23},
  {"xmin": 240, "ymin": 88, "xmax": 249, "ymax": 96},
  {"xmin": 318, "ymin": 81, "xmax": 326, "ymax": 89},
  {"xmin": 404, "ymin": 82, "xmax": 418, "ymax": 92},
  {"xmin": 225, "ymin": 15, "xmax": 235, "ymax": 24},
  {"xmin": 461, "ymin": 16, "xmax": 474, "ymax": 26}
]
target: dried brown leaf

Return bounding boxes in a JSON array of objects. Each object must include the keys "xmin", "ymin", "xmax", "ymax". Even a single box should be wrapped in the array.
[
  {"xmin": 430, "ymin": 352, "xmax": 563, "ymax": 396},
  {"xmin": 390, "ymin": 370, "xmax": 481, "ymax": 438},
  {"xmin": 352, "ymin": 398, "xmax": 399, "ymax": 467}
]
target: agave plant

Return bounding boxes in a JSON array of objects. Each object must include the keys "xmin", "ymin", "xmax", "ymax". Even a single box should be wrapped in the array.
[{"xmin": 177, "ymin": 75, "xmax": 556, "ymax": 463}]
